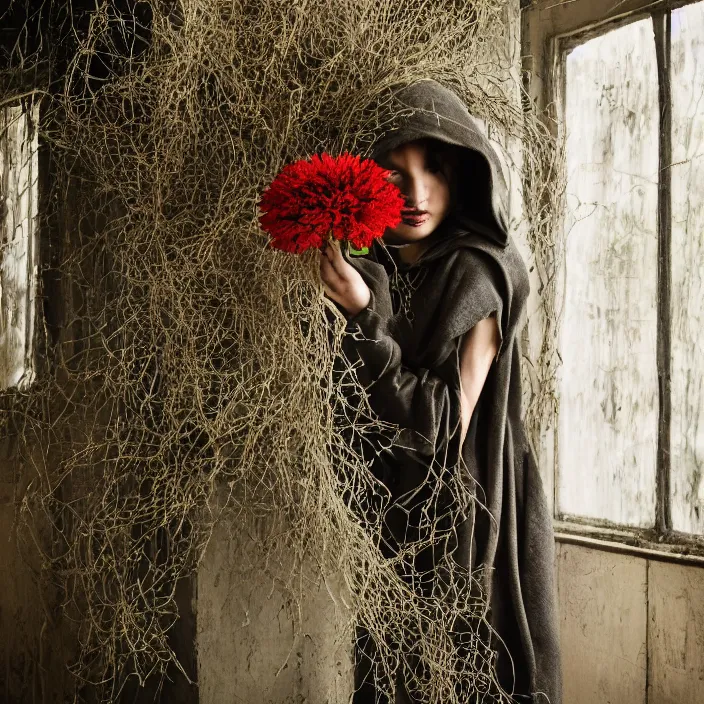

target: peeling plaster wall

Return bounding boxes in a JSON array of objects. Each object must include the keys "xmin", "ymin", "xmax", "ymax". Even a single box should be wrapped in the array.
[{"xmin": 197, "ymin": 517, "xmax": 354, "ymax": 704}]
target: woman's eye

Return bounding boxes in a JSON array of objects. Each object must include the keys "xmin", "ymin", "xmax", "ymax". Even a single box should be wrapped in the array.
[{"xmin": 386, "ymin": 170, "xmax": 401, "ymax": 181}]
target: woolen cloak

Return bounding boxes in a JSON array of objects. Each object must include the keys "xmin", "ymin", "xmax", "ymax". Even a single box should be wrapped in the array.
[{"xmin": 341, "ymin": 80, "xmax": 561, "ymax": 704}]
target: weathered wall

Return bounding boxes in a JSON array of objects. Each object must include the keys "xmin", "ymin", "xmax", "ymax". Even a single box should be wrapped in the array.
[
  {"xmin": 0, "ymin": 452, "xmax": 43, "ymax": 703},
  {"xmin": 0, "ymin": 442, "xmax": 78, "ymax": 704},
  {"xmin": 557, "ymin": 542, "xmax": 704, "ymax": 704},
  {"xmin": 197, "ymin": 517, "xmax": 354, "ymax": 704}
]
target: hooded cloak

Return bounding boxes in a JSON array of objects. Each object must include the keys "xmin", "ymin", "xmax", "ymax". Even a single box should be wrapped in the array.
[{"xmin": 341, "ymin": 80, "xmax": 561, "ymax": 704}]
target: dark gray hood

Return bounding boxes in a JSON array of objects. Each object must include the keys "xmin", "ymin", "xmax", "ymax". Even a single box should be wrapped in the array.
[{"xmin": 370, "ymin": 79, "xmax": 510, "ymax": 251}]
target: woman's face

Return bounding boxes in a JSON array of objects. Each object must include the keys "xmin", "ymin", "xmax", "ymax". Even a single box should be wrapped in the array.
[{"xmin": 378, "ymin": 139, "xmax": 453, "ymax": 245}]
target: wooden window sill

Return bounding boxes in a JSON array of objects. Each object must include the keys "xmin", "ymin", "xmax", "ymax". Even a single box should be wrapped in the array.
[{"xmin": 554, "ymin": 519, "xmax": 704, "ymax": 565}]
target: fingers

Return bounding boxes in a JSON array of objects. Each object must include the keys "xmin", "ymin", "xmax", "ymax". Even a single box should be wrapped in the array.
[
  {"xmin": 320, "ymin": 260, "xmax": 344, "ymax": 306},
  {"xmin": 319, "ymin": 242, "xmax": 370, "ymax": 315},
  {"xmin": 319, "ymin": 247, "xmax": 353, "ymax": 309},
  {"xmin": 320, "ymin": 240, "xmax": 347, "ymax": 280},
  {"xmin": 325, "ymin": 239, "xmax": 348, "ymax": 276},
  {"xmin": 319, "ymin": 240, "xmax": 361, "ymax": 305},
  {"xmin": 319, "ymin": 248, "xmax": 343, "ymax": 289}
]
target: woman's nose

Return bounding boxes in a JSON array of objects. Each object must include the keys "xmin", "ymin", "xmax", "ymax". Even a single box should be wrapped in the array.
[{"xmin": 406, "ymin": 176, "xmax": 429, "ymax": 208}]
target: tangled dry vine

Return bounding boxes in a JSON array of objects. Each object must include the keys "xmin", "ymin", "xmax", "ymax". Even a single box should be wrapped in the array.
[{"xmin": 0, "ymin": 0, "xmax": 563, "ymax": 701}]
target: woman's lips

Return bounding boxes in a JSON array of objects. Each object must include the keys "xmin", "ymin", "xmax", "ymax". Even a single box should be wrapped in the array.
[{"xmin": 402, "ymin": 213, "xmax": 430, "ymax": 227}]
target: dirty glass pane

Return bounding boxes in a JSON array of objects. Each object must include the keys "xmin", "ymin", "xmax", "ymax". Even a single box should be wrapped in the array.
[
  {"xmin": 670, "ymin": 1, "xmax": 704, "ymax": 536},
  {"xmin": 0, "ymin": 103, "xmax": 39, "ymax": 389},
  {"xmin": 557, "ymin": 20, "xmax": 659, "ymax": 527}
]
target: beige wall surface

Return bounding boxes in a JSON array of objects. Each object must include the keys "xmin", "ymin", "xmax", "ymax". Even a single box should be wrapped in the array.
[
  {"xmin": 557, "ymin": 542, "xmax": 704, "ymax": 704},
  {"xmin": 199, "ymin": 536, "xmax": 704, "ymax": 704},
  {"xmin": 197, "ymin": 518, "xmax": 354, "ymax": 704},
  {"xmin": 648, "ymin": 560, "xmax": 704, "ymax": 703},
  {"xmin": 556, "ymin": 543, "xmax": 648, "ymax": 704}
]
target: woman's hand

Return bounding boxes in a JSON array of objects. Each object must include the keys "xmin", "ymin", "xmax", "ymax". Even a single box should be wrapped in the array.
[{"xmin": 319, "ymin": 240, "xmax": 371, "ymax": 317}]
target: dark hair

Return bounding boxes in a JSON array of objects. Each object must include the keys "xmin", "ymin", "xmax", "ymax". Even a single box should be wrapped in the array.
[
  {"xmin": 453, "ymin": 146, "xmax": 496, "ymax": 231},
  {"xmin": 376, "ymin": 137, "xmax": 496, "ymax": 230},
  {"xmin": 375, "ymin": 136, "xmax": 457, "ymax": 201},
  {"xmin": 417, "ymin": 137, "xmax": 458, "ymax": 185}
]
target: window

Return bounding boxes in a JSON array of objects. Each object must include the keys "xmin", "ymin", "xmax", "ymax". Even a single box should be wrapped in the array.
[
  {"xmin": 0, "ymin": 99, "xmax": 39, "ymax": 390},
  {"xmin": 523, "ymin": 0, "xmax": 704, "ymax": 549}
]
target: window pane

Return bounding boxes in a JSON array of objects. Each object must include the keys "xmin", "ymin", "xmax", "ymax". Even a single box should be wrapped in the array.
[
  {"xmin": 670, "ymin": 1, "xmax": 704, "ymax": 536},
  {"xmin": 0, "ymin": 102, "xmax": 39, "ymax": 389},
  {"xmin": 558, "ymin": 20, "xmax": 659, "ymax": 527}
]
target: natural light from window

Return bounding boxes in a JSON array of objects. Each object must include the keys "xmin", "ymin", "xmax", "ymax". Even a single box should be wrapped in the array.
[
  {"xmin": 560, "ymin": 19, "xmax": 659, "ymax": 528},
  {"xmin": 0, "ymin": 102, "xmax": 39, "ymax": 390},
  {"xmin": 670, "ymin": 1, "xmax": 704, "ymax": 535}
]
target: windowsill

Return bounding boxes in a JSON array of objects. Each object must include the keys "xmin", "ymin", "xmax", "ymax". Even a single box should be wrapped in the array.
[{"xmin": 554, "ymin": 519, "xmax": 704, "ymax": 565}]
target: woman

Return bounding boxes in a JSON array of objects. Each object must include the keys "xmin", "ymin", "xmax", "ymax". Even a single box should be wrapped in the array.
[{"xmin": 320, "ymin": 80, "xmax": 561, "ymax": 704}]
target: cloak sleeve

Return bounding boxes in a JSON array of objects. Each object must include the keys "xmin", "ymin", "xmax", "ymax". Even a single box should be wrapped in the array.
[{"xmin": 342, "ymin": 251, "xmax": 504, "ymax": 458}]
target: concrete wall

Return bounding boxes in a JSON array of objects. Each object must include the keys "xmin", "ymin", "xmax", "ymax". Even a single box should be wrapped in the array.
[
  {"xmin": 0, "ymin": 461, "xmax": 42, "ymax": 703},
  {"xmin": 197, "ymin": 518, "xmax": 353, "ymax": 704},
  {"xmin": 0, "ymin": 443, "xmax": 77, "ymax": 704},
  {"xmin": 557, "ymin": 542, "xmax": 704, "ymax": 704}
]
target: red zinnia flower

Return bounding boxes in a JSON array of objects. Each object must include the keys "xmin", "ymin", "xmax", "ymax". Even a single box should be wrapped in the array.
[{"xmin": 258, "ymin": 152, "xmax": 404, "ymax": 254}]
